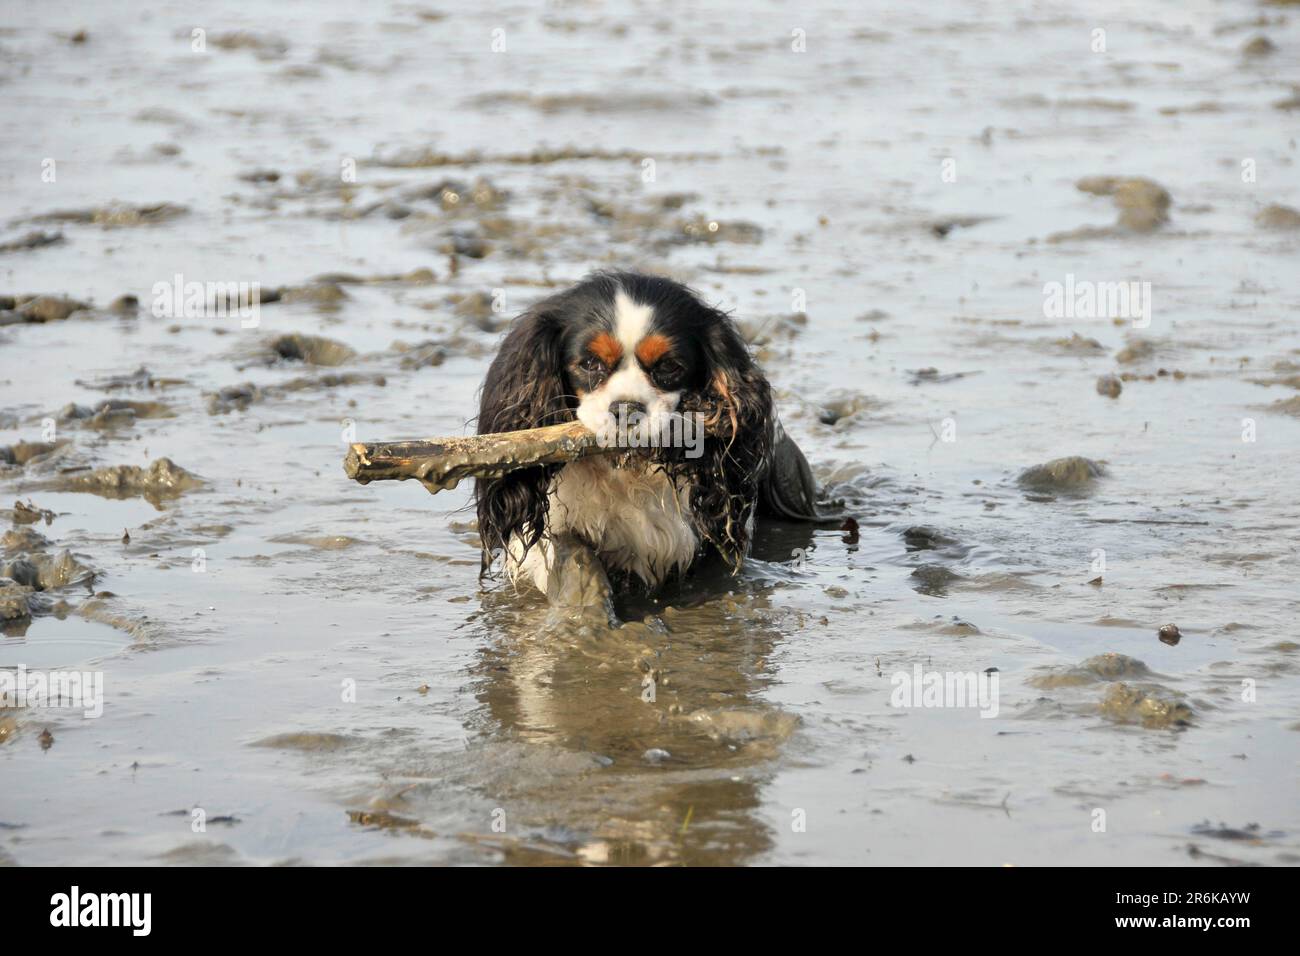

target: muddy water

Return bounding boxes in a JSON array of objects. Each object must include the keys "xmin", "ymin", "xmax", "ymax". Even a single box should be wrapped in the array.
[{"xmin": 2, "ymin": 2, "xmax": 1299, "ymax": 865}]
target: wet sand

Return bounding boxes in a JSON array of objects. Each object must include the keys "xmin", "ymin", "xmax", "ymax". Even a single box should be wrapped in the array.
[{"xmin": 1, "ymin": 2, "xmax": 1299, "ymax": 865}]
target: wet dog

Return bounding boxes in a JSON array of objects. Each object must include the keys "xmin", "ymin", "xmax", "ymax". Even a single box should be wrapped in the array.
[{"xmin": 474, "ymin": 271, "xmax": 819, "ymax": 594}]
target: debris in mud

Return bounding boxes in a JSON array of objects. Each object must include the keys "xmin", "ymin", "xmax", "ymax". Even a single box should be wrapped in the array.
[
  {"xmin": 249, "ymin": 732, "xmax": 360, "ymax": 752},
  {"xmin": 207, "ymin": 372, "xmax": 386, "ymax": 414},
  {"xmin": 206, "ymin": 383, "xmax": 260, "ymax": 414},
  {"xmin": 911, "ymin": 564, "xmax": 963, "ymax": 596},
  {"xmin": 1158, "ymin": 623, "xmax": 1182, "ymax": 646},
  {"xmin": 0, "ymin": 231, "xmax": 64, "ymax": 254},
  {"xmin": 1096, "ymin": 374, "xmax": 1123, "ymax": 398},
  {"xmin": 902, "ymin": 526, "xmax": 957, "ymax": 552},
  {"xmin": 1053, "ymin": 333, "xmax": 1107, "ymax": 355},
  {"xmin": 0, "ymin": 294, "xmax": 92, "ymax": 324},
  {"xmin": 840, "ymin": 517, "xmax": 860, "ymax": 545},
  {"xmin": 373, "ymin": 144, "xmax": 685, "ymax": 169},
  {"xmin": 208, "ymin": 30, "xmax": 289, "ymax": 58},
  {"xmin": 737, "ymin": 312, "xmax": 805, "ymax": 348},
  {"xmin": 310, "ymin": 268, "xmax": 436, "ymax": 287},
  {"xmin": 401, "ymin": 178, "xmax": 504, "ymax": 211},
  {"xmin": 1029, "ymin": 653, "xmax": 1152, "ymax": 689},
  {"xmin": 1076, "ymin": 176, "xmax": 1172, "ymax": 232},
  {"xmin": 1100, "ymin": 682, "xmax": 1193, "ymax": 729},
  {"xmin": 1051, "ymin": 176, "xmax": 1172, "ymax": 241},
  {"xmin": 1190, "ymin": 821, "xmax": 1281, "ymax": 844},
  {"xmin": 1241, "ymin": 36, "xmax": 1277, "ymax": 57},
  {"xmin": 1017, "ymin": 456, "xmax": 1106, "ymax": 492},
  {"xmin": 56, "ymin": 399, "xmax": 173, "ymax": 429},
  {"xmin": 238, "ymin": 169, "xmax": 281, "ymax": 184},
  {"xmin": 1, "ymin": 549, "xmax": 94, "ymax": 591},
  {"xmin": 642, "ymin": 747, "xmax": 672, "ymax": 765},
  {"xmin": 907, "ymin": 367, "xmax": 979, "ymax": 385},
  {"xmin": 1255, "ymin": 204, "xmax": 1300, "ymax": 230},
  {"xmin": 1261, "ymin": 395, "xmax": 1300, "ymax": 417},
  {"xmin": 675, "ymin": 215, "xmax": 763, "ymax": 245},
  {"xmin": 0, "ymin": 440, "xmax": 67, "ymax": 469},
  {"xmin": 926, "ymin": 215, "xmax": 998, "ymax": 238},
  {"xmin": 10, "ymin": 500, "xmax": 56, "ymax": 525},
  {"xmin": 27, "ymin": 201, "xmax": 188, "ymax": 228},
  {"xmin": 38, "ymin": 728, "xmax": 55, "ymax": 751},
  {"xmin": 0, "ymin": 578, "xmax": 47, "ymax": 626},
  {"xmin": 346, "ymin": 809, "xmax": 421, "ymax": 830},
  {"xmin": 1275, "ymin": 87, "xmax": 1300, "ymax": 111},
  {"xmin": 264, "ymin": 281, "xmax": 348, "ymax": 309},
  {"xmin": 266, "ymin": 333, "xmax": 356, "ymax": 367},
  {"xmin": 57, "ymin": 458, "xmax": 203, "ymax": 502},
  {"xmin": 817, "ymin": 392, "xmax": 878, "ymax": 426},
  {"xmin": 1116, "ymin": 337, "xmax": 1157, "ymax": 364},
  {"xmin": 467, "ymin": 90, "xmax": 719, "ymax": 114},
  {"xmin": 393, "ymin": 340, "xmax": 447, "ymax": 370},
  {"xmin": 75, "ymin": 366, "xmax": 185, "ymax": 391}
]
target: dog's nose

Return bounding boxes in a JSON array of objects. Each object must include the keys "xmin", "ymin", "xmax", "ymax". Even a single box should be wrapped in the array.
[{"xmin": 609, "ymin": 400, "xmax": 648, "ymax": 419}]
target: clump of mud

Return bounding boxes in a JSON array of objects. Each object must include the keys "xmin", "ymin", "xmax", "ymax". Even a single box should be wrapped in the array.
[
  {"xmin": 206, "ymin": 372, "xmax": 386, "ymax": 414},
  {"xmin": 0, "ymin": 294, "xmax": 91, "ymax": 324},
  {"xmin": 1029, "ymin": 652, "xmax": 1151, "ymax": 689},
  {"xmin": 1053, "ymin": 333, "xmax": 1106, "ymax": 355},
  {"xmin": 57, "ymin": 458, "xmax": 203, "ymax": 501},
  {"xmin": 56, "ymin": 399, "xmax": 173, "ymax": 429},
  {"xmin": 1116, "ymin": 337, "xmax": 1158, "ymax": 364},
  {"xmin": 76, "ymin": 366, "xmax": 186, "ymax": 391},
  {"xmin": 0, "ymin": 231, "xmax": 64, "ymax": 254},
  {"xmin": 1255, "ymin": 204, "xmax": 1300, "ymax": 230},
  {"xmin": 1017, "ymin": 456, "xmax": 1106, "ymax": 492},
  {"xmin": 1096, "ymin": 374, "xmax": 1123, "ymax": 398},
  {"xmin": 1100, "ymin": 683, "xmax": 1193, "ymax": 729},
  {"xmin": 0, "ymin": 527, "xmax": 94, "ymax": 630},
  {"xmin": 0, "ymin": 440, "xmax": 67, "ymax": 469},
  {"xmin": 1076, "ymin": 176, "xmax": 1172, "ymax": 231},
  {"xmin": 27, "ymin": 201, "xmax": 188, "ymax": 228},
  {"xmin": 1050, "ymin": 176, "xmax": 1173, "ymax": 241},
  {"xmin": 816, "ymin": 392, "xmax": 880, "ymax": 427},
  {"xmin": 266, "ymin": 333, "xmax": 356, "ymax": 366}
]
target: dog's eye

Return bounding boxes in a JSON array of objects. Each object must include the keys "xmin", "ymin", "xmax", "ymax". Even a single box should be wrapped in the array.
[
  {"xmin": 579, "ymin": 355, "xmax": 606, "ymax": 375},
  {"xmin": 652, "ymin": 360, "xmax": 684, "ymax": 387}
]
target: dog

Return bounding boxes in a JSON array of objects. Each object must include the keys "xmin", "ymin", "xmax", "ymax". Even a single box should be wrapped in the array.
[{"xmin": 474, "ymin": 271, "xmax": 820, "ymax": 595}]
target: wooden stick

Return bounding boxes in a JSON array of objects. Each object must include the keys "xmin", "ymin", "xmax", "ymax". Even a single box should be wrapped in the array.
[{"xmin": 343, "ymin": 420, "xmax": 609, "ymax": 494}]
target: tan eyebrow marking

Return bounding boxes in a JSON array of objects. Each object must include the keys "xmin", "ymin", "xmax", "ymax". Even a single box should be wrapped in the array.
[
  {"xmin": 587, "ymin": 332, "xmax": 623, "ymax": 367},
  {"xmin": 635, "ymin": 333, "xmax": 672, "ymax": 366}
]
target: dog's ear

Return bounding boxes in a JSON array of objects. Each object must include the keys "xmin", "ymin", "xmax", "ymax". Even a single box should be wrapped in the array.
[
  {"xmin": 687, "ymin": 310, "xmax": 774, "ymax": 570},
  {"xmin": 474, "ymin": 309, "xmax": 571, "ymax": 573}
]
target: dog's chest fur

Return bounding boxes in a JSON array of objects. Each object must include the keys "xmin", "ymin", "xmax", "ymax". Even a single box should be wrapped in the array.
[{"xmin": 510, "ymin": 457, "xmax": 698, "ymax": 591}]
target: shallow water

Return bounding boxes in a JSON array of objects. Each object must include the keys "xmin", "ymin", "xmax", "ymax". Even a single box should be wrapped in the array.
[{"xmin": 1, "ymin": 1, "xmax": 1298, "ymax": 865}]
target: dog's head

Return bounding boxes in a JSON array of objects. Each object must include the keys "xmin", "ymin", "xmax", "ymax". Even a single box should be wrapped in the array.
[{"xmin": 476, "ymin": 271, "xmax": 773, "ymax": 574}]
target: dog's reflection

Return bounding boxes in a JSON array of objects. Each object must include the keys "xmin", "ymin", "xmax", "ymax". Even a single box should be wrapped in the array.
[{"xmin": 464, "ymin": 530, "xmax": 810, "ymax": 865}]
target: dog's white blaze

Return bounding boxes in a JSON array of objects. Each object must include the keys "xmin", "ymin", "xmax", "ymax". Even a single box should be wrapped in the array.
[{"xmin": 613, "ymin": 288, "xmax": 654, "ymax": 355}]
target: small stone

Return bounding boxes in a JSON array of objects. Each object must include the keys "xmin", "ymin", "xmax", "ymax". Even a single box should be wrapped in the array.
[
  {"xmin": 1158, "ymin": 623, "xmax": 1182, "ymax": 646},
  {"xmin": 1096, "ymin": 374, "xmax": 1122, "ymax": 398}
]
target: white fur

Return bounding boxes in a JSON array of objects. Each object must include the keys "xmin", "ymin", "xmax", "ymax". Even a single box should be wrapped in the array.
[{"xmin": 506, "ymin": 457, "xmax": 698, "ymax": 592}]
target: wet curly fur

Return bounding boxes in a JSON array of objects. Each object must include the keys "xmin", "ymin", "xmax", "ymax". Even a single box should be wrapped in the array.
[{"xmin": 475, "ymin": 271, "xmax": 773, "ymax": 588}]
